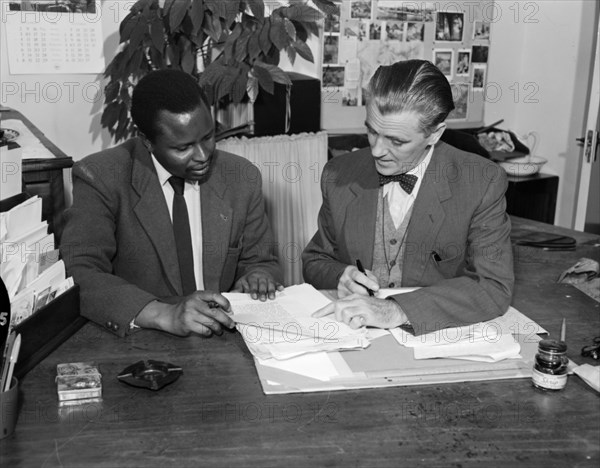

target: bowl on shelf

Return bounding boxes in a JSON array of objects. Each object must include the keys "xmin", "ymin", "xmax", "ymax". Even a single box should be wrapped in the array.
[{"xmin": 499, "ymin": 156, "xmax": 547, "ymax": 177}]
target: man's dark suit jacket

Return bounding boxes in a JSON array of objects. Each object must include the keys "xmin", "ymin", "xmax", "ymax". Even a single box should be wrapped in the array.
[
  {"xmin": 302, "ymin": 141, "xmax": 514, "ymax": 335},
  {"xmin": 60, "ymin": 138, "xmax": 281, "ymax": 336}
]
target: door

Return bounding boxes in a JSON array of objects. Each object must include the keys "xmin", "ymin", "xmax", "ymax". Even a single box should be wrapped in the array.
[{"xmin": 574, "ymin": 7, "xmax": 600, "ymax": 232}]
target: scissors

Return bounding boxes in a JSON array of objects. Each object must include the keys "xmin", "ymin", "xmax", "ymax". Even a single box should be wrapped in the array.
[{"xmin": 581, "ymin": 337, "xmax": 600, "ymax": 360}]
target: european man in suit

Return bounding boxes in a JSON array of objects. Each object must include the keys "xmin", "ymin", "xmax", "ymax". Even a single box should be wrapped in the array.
[
  {"xmin": 305, "ymin": 60, "xmax": 514, "ymax": 335},
  {"xmin": 61, "ymin": 70, "xmax": 282, "ymax": 337}
]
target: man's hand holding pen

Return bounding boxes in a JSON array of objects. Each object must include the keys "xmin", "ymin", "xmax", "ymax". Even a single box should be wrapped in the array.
[{"xmin": 337, "ymin": 261, "xmax": 380, "ymax": 298}]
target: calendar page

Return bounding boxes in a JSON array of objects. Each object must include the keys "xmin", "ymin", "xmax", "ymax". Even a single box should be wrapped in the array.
[{"xmin": 3, "ymin": 0, "xmax": 104, "ymax": 74}]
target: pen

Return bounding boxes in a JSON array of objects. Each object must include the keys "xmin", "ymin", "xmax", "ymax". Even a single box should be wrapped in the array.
[
  {"xmin": 560, "ymin": 318, "xmax": 566, "ymax": 343},
  {"xmin": 3, "ymin": 333, "xmax": 20, "ymax": 392},
  {"xmin": 355, "ymin": 259, "xmax": 375, "ymax": 297}
]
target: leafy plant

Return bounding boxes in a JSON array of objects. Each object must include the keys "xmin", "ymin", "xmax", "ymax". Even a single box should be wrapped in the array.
[{"xmin": 102, "ymin": 0, "xmax": 337, "ymax": 142}]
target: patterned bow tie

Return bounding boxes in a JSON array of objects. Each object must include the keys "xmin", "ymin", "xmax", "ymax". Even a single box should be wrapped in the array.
[{"xmin": 378, "ymin": 173, "xmax": 418, "ymax": 194}]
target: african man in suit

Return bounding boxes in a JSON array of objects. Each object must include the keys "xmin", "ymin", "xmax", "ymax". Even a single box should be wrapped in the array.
[{"xmin": 60, "ymin": 70, "xmax": 282, "ymax": 337}]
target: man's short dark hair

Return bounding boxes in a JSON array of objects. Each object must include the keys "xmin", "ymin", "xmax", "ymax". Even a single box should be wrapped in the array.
[
  {"xmin": 367, "ymin": 60, "xmax": 455, "ymax": 135},
  {"xmin": 131, "ymin": 69, "xmax": 210, "ymax": 142}
]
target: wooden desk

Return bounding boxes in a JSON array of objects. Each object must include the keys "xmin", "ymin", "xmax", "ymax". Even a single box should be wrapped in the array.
[
  {"xmin": 1, "ymin": 218, "xmax": 599, "ymax": 466},
  {"xmin": 1, "ymin": 108, "xmax": 73, "ymax": 244}
]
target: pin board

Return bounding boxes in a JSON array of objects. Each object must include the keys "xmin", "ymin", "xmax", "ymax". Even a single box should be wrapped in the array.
[{"xmin": 320, "ymin": 1, "xmax": 493, "ymax": 132}]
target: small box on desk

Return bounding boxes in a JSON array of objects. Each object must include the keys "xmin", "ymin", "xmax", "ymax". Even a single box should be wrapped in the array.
[{"xmin": 14, "ymin": 284, "xmax": 87, "ymax": 379}]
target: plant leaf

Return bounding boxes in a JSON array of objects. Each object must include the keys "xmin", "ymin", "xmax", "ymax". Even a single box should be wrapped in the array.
[
  {"xmin": 269, "ymin": 16, "xmax": 289, "ymax": 50},
  {"xmin": 234, "ymin": 28, "xmax": 251, "ymax": 62},
  {"xmin": 190, "ymin": 0, "xmax": 204, "ymax": 35},
  {"xmin": 232, "ymin": 67, "xmax": 249, "ymax": 102},
  {"xmin": 169, "ymin": 0, "xmax": 190, "ymax": 32},
  {"xmin": 247, "ymin": 33, "xmax": 261, "ymax": 61},
  {"xmin": 255, "ymin": 60, "xmax": 291, "ymax": 86},
  {"xmin": 280, "ymin": 4, "xmax": 323, "ymax": 23},
  {"xmin": 286, "ymin": 45, "xmax": 296, "ymax": 65},
  {"xmin": 283, "ymin": 17, "xmax": 296, "ymax": 42},
  {"xmin": 299, "ymin": 20, "xmax": 319, "ymax": 37},
  {"xmin": 291, "ymin": 20, "xmax": 307, "ymax": 42},
  {"xmin": 258, "ymin": 19, "xmax": 271, "ymax": 55},
  {"xmin": 149, "ymin": 16, "xmax": 164, "ymax": 51},
  {"xmin": 224, "ymin": 22, "xmax": 243, "ymax": 64},
  {"xmin": 292, "ymin": 40, "xmax": 314, "ymax": 62},
  {"xmin": 119, "ymin": 11, "xmax": 140, "ymax": 43},
  {"xmin": 312, "ymin": 0, "xmax": 338, "ymax": 15},
  {"xmin": 179, "ymin": 37, "xmax": 196, "ymax": 74},
  {"xmin": 252, "ymin": 63, "xmax": 274, "ymax": 94},
  {"xmin": 246, "ymin": 0, "xmax": 264, "ymax": 21}
]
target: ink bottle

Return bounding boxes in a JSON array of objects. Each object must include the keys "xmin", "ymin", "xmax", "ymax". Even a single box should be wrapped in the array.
[{"xmin": 531, "ymin": 339, "xmax": 568, "ymax": 391}]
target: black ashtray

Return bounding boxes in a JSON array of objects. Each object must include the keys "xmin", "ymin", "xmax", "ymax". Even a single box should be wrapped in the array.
[{"xmin": 117, "ymin": 360, "xmax": 183, "ymax": 391}]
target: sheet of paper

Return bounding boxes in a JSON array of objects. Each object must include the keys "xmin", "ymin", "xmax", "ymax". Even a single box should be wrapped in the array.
[
  {"xmin": 257, "ymin": 352, "xmax": 340, "ymax": 382},
  {"xmin": 226, "ymin": 284, "xmax": 369, "ymax": 359},
  {"xmin": 3, "ymin": 196, "xmax": 42, "ymax": 240},
  {"xmin": 412, "ymin": 334, "xmax": 522, "ymax": 362},
  {"xmin": 0, "ymin": 144, "xmax": 22, "ymax": 200},
  {"xmin": 226, "ymin": 283, "xmax": 363, "ymax": 341}
]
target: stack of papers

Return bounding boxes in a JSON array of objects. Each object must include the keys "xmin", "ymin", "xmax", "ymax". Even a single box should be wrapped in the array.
[
  {"xmin": 225, "ymin": 284, "xmax": 371, "ymax": 360},
  {"xmin": 0, "ymin": 196, "xmax": 73, "ymax": 325},
  {"xmin": 389, "ymin": 307, "xmax": 545, "ymax": 362}
]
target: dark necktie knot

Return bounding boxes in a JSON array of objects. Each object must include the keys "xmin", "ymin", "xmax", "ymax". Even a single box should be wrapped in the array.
[
  {"xmin": 378, "ymin": 173, "xmax": 418, "ymax": 194},
  {"xmin": 168, "ymin": 176, "xmax": 185, "ymax": 195}
]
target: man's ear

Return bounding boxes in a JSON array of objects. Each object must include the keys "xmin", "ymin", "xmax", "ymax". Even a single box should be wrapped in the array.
[
  {"xmin": 428, "ymin": 122, "xmax": 447, "ymax": 146},
  {"xmin": 139, "ymin": 133, "xmax": 152, "ymax": 152}
]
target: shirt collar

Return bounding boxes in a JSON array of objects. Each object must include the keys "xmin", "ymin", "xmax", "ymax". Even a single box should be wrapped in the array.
[
  {"xmin": 382, "ymin": 144, "xmax": 435, "ymax": 197},
  {"xmin": 150, "ymin": 154, "xmax": 198, "ymax": 188}
]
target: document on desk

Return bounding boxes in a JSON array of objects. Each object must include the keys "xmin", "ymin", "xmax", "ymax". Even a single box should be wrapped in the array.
[
  {"xmin": 224, "ymin": 284, "xmax": 371, "ymax": 360},
  {"xmin": 389, "ymin": 306, "xmax": 546, "ymax": 362}
]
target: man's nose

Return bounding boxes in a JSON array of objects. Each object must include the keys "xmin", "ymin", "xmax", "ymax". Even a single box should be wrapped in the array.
[
  {"xmin": 370, "ymin": 135, "xmax": 387, "ymax": 157},
  {"xmin": 192, "ymin": 143, "xmax": 209, "ymax": 162}
]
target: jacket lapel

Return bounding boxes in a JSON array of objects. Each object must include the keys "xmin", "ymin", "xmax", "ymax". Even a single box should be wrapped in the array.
[
  {"xmin": 130, "ymin": 141, "xmax": 182, "ymax": 295},
  {"xmin": 404, "ymin": 146, "xmax": 451, "ymax": 283},
  {"xmin": 345, "ymin": 156, "xmax": 379, "ymax": 269},
  {"xmin": 200, "ymin": 165, "xmax": 233, "ymax": 291}
]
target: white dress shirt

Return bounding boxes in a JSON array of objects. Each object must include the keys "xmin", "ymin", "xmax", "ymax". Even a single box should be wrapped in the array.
[
  {"xmin": 382, "ymin": 144, "xmax": 434, "ymax": 229},
  {"xmin": 151, "ymin": 155, "xmax": 205, "ymax": 290}
]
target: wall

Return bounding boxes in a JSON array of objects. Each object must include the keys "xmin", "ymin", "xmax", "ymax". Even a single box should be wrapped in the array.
[
  {"xmin": 0, "ymin": 0, "xmax": 124, "ymax": 158},
  {"xmin": 485, "ymin": 0, "xmax": 598, "ymax": 228},
  {"xmin": 1, "ymin": 1, "xmax": 597, "ymax": 229}
]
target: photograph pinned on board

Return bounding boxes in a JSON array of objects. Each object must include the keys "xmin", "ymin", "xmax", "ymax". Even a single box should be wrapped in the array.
[
  {"xmin": 435, "ymin": 12, "xmax": 464, "ymax": 42},
  {"xmin": 385, "ymin": 21, "xmax": 405, "ymax": 41},
  {"xmin": 8, "ymin": 0, "xmax": 96, "ymax": 13},
  {"xmin": 358, "ymin": 21, "xmax": 369, "ymax": 41},
  {"xmin": 448, "ymin": 83, "xmax": 470, "ymax": 120},
  {"xmin": 472, "ymin": 64, "xmax": 486, "ymax": 89},
  {"xmin": 342, "ymin": 88, "xmax": 360, "ymax": 107},
  {"xmin": 370, "ymin": 21, "xmax": 382, "ymax": 40},
  {"xmin": 351, "ymin": 0, "xmax": 371, "ymax": 19},
  {"xmin": 473, "ymin": 21, "xmax": 491, "ymax": 40},
  {"xmin": 434, "ymin": 49, "xmax": 453, "ymax": 78},
  {"xmin": 456, "ymin": 50, "xmax": 471, "ymax": 76},
  {"xmin": 322, "ymin": 66, "xmax": 345, "ymax": 88},
  {"xmin": 472, "ymin": 45, "xmax": 489, "ymax": 63},
  {"xmin": 376, "ymin": 2, "xmax": 434, "ymax": 22},
  {"xmin": 344, "ymin": 20, "xmax": 360, "ymax": 39},
  {"xmin": 323, "ymin": 35, "xmax": 339, "ymax": 64},
  {"xmin": 406, "ymin": 22, "xmax": 424, "ymax": 42},
  {"xmin": 324, "ymin": 5, "xmax": 341, "ymax": 33}
]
